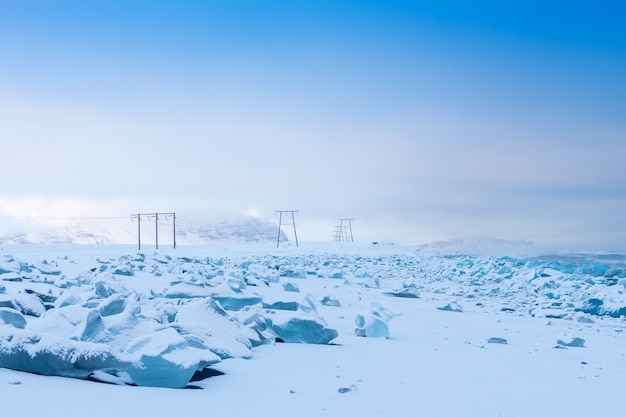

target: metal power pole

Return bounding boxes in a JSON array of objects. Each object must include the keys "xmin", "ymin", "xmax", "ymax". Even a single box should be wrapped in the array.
[
  {"xmin": 336, "ymin": 218, "xmax": 355, "ymax": 242},
  {"xmin": 172, "ymin": 212, "xmax": 176, "ymax": 249},
  {"xmin": 131, "ymin": 213, "xmax": 142, "ymax": 250},
  {"xmin": 155, "ymin": 213, "xmax": 159, "ymax": 249},
  {"xmin": 131, "ymin": 212, "xmax": 176, "ymax": 250},
  {"xmin": 276, "ymin": 210, "xmax": 299, "ymax": 248}
]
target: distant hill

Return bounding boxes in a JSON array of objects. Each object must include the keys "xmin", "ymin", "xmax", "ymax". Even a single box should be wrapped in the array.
[
  {"xmin": 0, "ymin": 216, "xmax": 287, "ymax": 245},
  {"xmin": 414, "ymin": 236, "xmax": 536, "ymax": 256}
]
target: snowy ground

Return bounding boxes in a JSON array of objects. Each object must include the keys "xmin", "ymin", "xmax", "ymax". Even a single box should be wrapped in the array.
[{"xmin": 1, "ymin": 242, "xmax": 625, "ymax": 417}]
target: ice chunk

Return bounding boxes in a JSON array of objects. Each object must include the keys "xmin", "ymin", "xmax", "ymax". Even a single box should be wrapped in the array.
[
  {"xmin": 557, "ymin": 336, "xmax": 585, "ymax": 347},
  {"xmin": 1, "ymin": 272, "xmax": 21, "ymax": 282},
  {"xmin": 299, "ymin": 294, "xmax": 318, "ymax": 313},
  {"xmin": 262, "ymin": 301, "xmax": 299, "ymax": 311},
  {"xmin": 384, "ymin": 287, "xmax": 420, "ymax": 298},
  {"xmin": 279, "ymin": 269, "xmax": 306, "ymax": 279},
  {"xmin": 125, "ymin": 327, "xmax": 204, "ymax": 388},
  {"xmin": 227, "ymin": 274, "xmax": 247, "ymax": 292},
  {"xmin": 354, "ymin": 302, "xmax": 399, "ymax": 339},
  {"xmin": 33, "ymin": 262, "xmax": 61, "ymax": 276},
  {"xmin": 55, "ymin": 286, "xmax": 91, "ymax": 308},
  {"xmin": 24, "ymin": 288, "xmax": 57, "ymax": 305},
  {"xmin": 174, "ymin": 298, "xmax": 255, "ymax": 356},
  {"xmin": 0, "ymin": 307, "xmax": 27, "ymax": 329},
  {"xmin": 338, "ymin": 384, "xmax": 358, "ymax": 393},
  {"xmin": 266, "ymin": 312, "xmax": 338, "ymax": 344},
  {"xmin": 354, "ymin": 313, "xmax": 389, "ymax": 338},
  {"xmin": 164, "ymin": 282, "xmax": 214, "ymax": 299},
  {"xmin": 0, "ymin": 260, "xmax": 20, "ymax": 275},
  {"xmin": 576, "ymin": 298, "xmax": 626, "ymax": 318},
  {"xmin": 0, "ymin": 329, "xmax": 130, "ymax": 378},
  {"xmin": 212, "ymin": 295, "xmax": 263, "ymax": 311},
  {"xmin": 0, "ymin": 294, "xmax": 46, "ymax": 317},
  {"xmin": 282, "ymin": 282, "xmax": 300, "ymax": 292},
  {"xmin": 80, "ymin": 309, "xmax": 107, "ymax": 342},
  {"xmin": 487, "ymin": 337, "xmax": 508, "ymax": 344},
  {"xmin": 92, "ymin": 272, "xmax": 127, "ymax": 298},
  {"xmin": 437, "ymin": 300, "xmax": 463, "ymax": 312},
  {"xmin": 97, "ymin": 293, "xmax": 128, "ymax": 317},
  {"xmin": 576, "ymin": 315, "xmax": 595, "ymax": 323},
  {"xmin": 173, "ymin": 323, "xmax": 253, "ymax": 360},
  {"xmin": 320, "ymin": 295, "xmax": 341, "ymax": 307},
  {"xmin": 371, "ymin": 302, "xmax": 399, "ymax": 322},
  {"xmin": 112, "ymin": 264, "xmax": 134, "ymax": 276}
]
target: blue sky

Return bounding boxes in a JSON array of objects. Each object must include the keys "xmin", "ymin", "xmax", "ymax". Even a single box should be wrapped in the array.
[{"xmin": 1, "ymin": 1, "xmax": 625, "ymax": 249}]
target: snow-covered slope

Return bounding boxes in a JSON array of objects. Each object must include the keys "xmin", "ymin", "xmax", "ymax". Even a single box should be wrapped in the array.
[
  {"xmin": 413, "ymin": 236, "xmax": 536, "ymax": 255},
  {"xmin": 0, "ymin": 217, "xmax": 287, "ymax": 245}
]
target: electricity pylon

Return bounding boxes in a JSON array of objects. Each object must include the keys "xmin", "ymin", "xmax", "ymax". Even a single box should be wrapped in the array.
[
  {"xmin": 335, "ymin": 218, "xmax": 355, "ymax": 242},
  {"xmin": 276, "ymin": 210, "xmax": 299, "ymax": 248},
  {"xmin": 131, "ymin": 212, "xmax": 176, "ymax": 250}
]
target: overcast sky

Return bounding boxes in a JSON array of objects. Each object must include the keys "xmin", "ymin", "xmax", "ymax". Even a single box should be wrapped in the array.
[{"xmin": 1, "ymin": 1, "xmax": 625, "ymax": 250}]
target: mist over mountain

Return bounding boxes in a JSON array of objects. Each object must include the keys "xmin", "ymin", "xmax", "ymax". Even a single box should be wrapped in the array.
[
  {"xmin": 0, "ymin": 216, "xmax": 287, "ymax": 246},
  {"xmin": 413, "ymin": 236, "xmax": 537, "ymax": 256}
]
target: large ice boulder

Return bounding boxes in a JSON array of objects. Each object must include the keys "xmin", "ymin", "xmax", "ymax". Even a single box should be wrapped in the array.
[
  {"xmin": 0, "ymin": 294, "xmax": 46, "ymax": 317},
  {"xmin": 0, "ymin": 307, "xmax": 27, "ymax": 329},
  {"xmin": 0, "ymin": 329, "xmax": 130, "ymax": 378},
  {"xmin": 174, "ymin": 298, "xmax": 255, "ymax": 358},
  {"xmin": 265, "ymin": 311, "xmax": 338, "ymax": 344},
  {"xmin": 576, "ymin": 298, "xmax": 626, "ymax": 318},
  {"xmin": 355, "ymin": 302, "xmax": 399, "ymax": 339},
  {"xmin": 125, "ymin": 327, "xmax": 212, "ymax": 388}
]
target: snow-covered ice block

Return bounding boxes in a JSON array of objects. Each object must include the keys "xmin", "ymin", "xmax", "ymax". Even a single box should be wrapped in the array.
[
  {"xmin": 0, "ymin": 329, "xmax": 130, "ymax": 378},
  {"xmin": 125, "ymin": 327, "xmax": 207, "ymax": 388},
  {"xmin": 97, "ymin": 293, "xmax": 128, "ymax": 317},
  {"xmin": 0, "ymin": 260, "xmax": 21, "ymax": 275},
  {"xmin": 0, "ymin": 307, "xmax": 27, "ymax": 328},
  {"xmin": 556, "ymin": 336, "xmax": 585, "ymax": 348},
  {"xmin": 164, "ymin": 282, "xmax": 214, "ymax": 299},
  {"xmin": 262, "ymin": 300, "xmax": 299, "ymax": 311},
  {"xmin": 384, "ymin": 287, "xmax": 420, "ymax": 298},
  {"xmin": 320, "ymin": 295, "xmax": 341, "ymax": 307},
  {"xmin": 227, "ymin": 274, "xmax": 247, "ymax": 292},
  {"xmin": 576, "ymin": 298, "xmax": 626, "ymax": 318},
  {"xmin": 173, "ymin": 323, "xmax": 253, "ymax": 360},
  {"xmin": 1, "ymin": 272, "xmax": 22, "ymax": 282},
  {"xmin": 437, "ymin": 300, "xmax": 463, "ymax": 312},
  {"xmin": 299, "ymin": 294, "xmax": 318, "ymax": 313},
  {"xmin": 55, "ymin": 286, "xmax": 91, "ymax": 308},
  {"xmin": 91, "ymin": 271, "xmax": 128, "ymax": 298},
  {"xmin": 174, "ymin": 298, "xmax": 256, "ymax": 355},
  {"xmin": 212, "ymin": 295, "xmax": 263, "ymax": 311},
  {"xmin": 0, "ymin": 293, "xmax": 46, "ymax": 317},
  {"xmin": 266, "ymin": 312, "xmax": 338, "ymax": 344},
  {"xmin": 33, "ymin": 261, "xmax": 62, "ymax": 276}
]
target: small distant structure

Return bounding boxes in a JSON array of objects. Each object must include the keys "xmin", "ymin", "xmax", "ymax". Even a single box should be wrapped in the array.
[
  {"xmin": 131, "ymin": 212, "xmax": 176, "ymax": 250},
  {"xmin": 275, "ymin": 210, "xmax": 299, "ymax": 248},
  {"xmin": 334, "ymin": 218, "xmax": 355, "ymax": 242}
]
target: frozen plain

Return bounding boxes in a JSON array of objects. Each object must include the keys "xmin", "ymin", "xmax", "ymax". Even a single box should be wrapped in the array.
[{"xmin": 0, "ymin": 242, "xmax": 625, "ymax": 417}]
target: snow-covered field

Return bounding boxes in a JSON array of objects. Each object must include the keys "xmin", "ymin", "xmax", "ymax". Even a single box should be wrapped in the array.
[{"xmin": 1, "ymin": 242, "xmax": 625, "ymax": 417}]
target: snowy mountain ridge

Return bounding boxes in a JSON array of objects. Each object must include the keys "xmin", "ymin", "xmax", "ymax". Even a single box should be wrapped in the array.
[
  {"xmin": 0, "ymin": 216, "xmax": 287, "ymax": 245},
  {"xmin": 413, "ymin": 236, "xmax": 537, "ymax": 255}
]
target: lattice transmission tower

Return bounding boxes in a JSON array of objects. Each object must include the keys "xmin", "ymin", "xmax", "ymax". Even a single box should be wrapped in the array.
[
  {"xmin": 275, "ymin": 210, "xmax": 299, "ymax": 248},
  {"xmin": 334, "ymin": 218, "xmax": 355, "ymax": 242}
]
